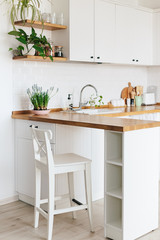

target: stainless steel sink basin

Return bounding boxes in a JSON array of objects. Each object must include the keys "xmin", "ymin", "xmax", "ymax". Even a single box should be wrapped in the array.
[{"xmin": 74, "ymin": 108, "xmax": 123, "ymax": 115}]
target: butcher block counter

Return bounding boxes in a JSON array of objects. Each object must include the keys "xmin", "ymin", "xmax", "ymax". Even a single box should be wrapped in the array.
[{"xmin": 12, "ymin": 105, "xmax": 160, "ymax": 132}]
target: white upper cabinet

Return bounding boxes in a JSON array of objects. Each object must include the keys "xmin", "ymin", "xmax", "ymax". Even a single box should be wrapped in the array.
[
  {"xmin": 153, "ymin": 12, "xmax": 160, "ymax": 65},
  {"xmin": 69, "ymin": 0, "xmax": 94, "ymax": 62},
  {"xmin": 95, "ymin": 0, "xmax": 116, "ymax": 63},
  {"xmin": 116, "ymin": 5, "xmax": 152, "ymax": 65},
  {"xmin": 69, "ymin": 0, "xmax": 116, "ymax": 63},
  {"xmin": 69, "ymin": 0, "xmax": 153, "ymax": 65}
]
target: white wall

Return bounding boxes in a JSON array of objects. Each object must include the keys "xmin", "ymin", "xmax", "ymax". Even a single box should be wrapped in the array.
[
  {"xmin": 0, "ymin": 4, "xmax": 16, "ymax": 203},
  {"xmin": 147, "ymin": 67, "xmax": 160, "ymax": 102},
  {"xmin": 0, "ymin": 1, "xmax": 149, "ymax": 203}
]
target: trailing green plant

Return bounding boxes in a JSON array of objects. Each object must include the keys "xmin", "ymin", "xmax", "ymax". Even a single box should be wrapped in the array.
[
  {"xmin": 89, "ymin": 94, "xmax": 104, "ymax": 108},
  {"xmin": 8, "ymin": 27, "xmax": 53, "ymax": 61},
  {"xmin": 27, "ymin": 84, "xmax": 59, "ymax": 110},
  {"xmin": 2, "ymin": 0, "xmax": 41, "ymax": 28}
]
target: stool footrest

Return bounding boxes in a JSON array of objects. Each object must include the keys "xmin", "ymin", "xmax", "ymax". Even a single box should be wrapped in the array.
[{"xmin": 54, "ymin": 204, "xmax": 88, "ymax": 215}]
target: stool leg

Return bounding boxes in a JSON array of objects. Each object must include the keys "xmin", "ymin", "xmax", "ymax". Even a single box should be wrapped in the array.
[
  {"xmin": 47, "ymin": 174, "xmax": 55, "ymax": 240},
  {"xmin": 68, "ymin": 172, "xmax": 76, "ymax": 219},
  {"xmin": 34, "ymin": 167, "xmax": 41, "ymax": 228},
  {"xmin": 84, "ymin": 163, "xmax": 94, "ymax": 232}
]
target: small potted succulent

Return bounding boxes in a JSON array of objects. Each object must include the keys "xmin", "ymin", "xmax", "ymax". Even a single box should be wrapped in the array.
[{"xmin": 27, "ymin": 84, "xmax": 59, "ymax": 115}]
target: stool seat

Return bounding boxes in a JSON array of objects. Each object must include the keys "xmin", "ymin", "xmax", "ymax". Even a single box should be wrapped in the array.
[
  {"xmin": 31, "ymin": 127, "xmax": 94, "ymax": 240},
  {"xmin": 54, "ymin": 153, "xmax": 91, "ymax": 166}
]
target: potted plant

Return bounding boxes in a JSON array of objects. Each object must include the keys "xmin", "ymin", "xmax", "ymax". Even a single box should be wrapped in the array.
[
  {"xmin": 89, "ymin": 94, "xmax": 104, "ymax": 108},
  {"xmin": 27, "ymin": 84, "xmax": 59, "ymax": 115},
  {"xmin": 3, "ymin": 0, "xmax": 41, "ymax": 29},
  {"xmin": 8, "ymin": 27, "xmax": 53, "ymax": 61}
]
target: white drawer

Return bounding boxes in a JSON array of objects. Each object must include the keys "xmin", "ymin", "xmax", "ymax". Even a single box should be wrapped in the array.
[{"xmin": 15, "ymin": 120, "xmax": 56, "ymax": 143}]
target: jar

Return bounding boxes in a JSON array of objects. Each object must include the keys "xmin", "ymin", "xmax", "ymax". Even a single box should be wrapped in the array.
[
  {"xmin": 48, "ymin": 39, "xmax": 55, "ymax": 57},
  {"xmin": 42, "ymin": 13, "xmax": 51, "ymax": 23},
  {"xmin": 55, "ymin": 46, "xmax": 63, "ymax": 57}
]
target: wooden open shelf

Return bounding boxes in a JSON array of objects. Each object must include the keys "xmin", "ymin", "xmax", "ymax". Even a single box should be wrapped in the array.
[
  {"xmin": 13, "ymin": 55, "xmax": 67, "ymax": 62},
  {"xmin": 14, "ymin": 20, "xmax": 67, "ymax": 31}
]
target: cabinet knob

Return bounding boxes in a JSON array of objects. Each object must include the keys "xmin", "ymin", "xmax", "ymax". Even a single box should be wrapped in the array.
[
  {"xmin": 90, "ymin": 56, "xmax": 93, "ymax": 59},
  {"xmin": 136, "ymin": 60, "xmax": 139, "ymax": 62},
  {"xmin": 97, "ymin": 57, "xmax": 100, "ymax": 59},
  {"xmin": 132, "ymin": 59, "xmax": 135, "ymax": 62}
]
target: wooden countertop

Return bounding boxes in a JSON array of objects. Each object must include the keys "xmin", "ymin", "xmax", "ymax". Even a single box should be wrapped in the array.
[{"xmin": 12, "ymin": 105, "xmax": 160, "ymax": 132}]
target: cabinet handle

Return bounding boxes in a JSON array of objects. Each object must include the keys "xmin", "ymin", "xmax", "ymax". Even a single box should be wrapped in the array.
[
  {"xmin": 132, "ymin": 59, "xmax": 135, "ymax": 62},
  {"xmin": 97, "ymin": 57, "xmax": 100, "ymax": 59},
  {"xmin": 30, "ymin": 125, "xmax": 38, "ymax": 128},
  {"xmin": 90, "ymin": 56, "xmax": 93, "ymax": 59}
]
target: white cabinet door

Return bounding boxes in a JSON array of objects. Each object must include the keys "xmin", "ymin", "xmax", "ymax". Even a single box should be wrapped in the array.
[
  {"xmin": 153, "ymin": 12, "xmax": 160, "ymax": 65},
  {"xmin": 134, "ymin": 9, "xmax": 152, "ymax": 65},
  {"xmin": 116, "ymin": 5, "xmax": 152, "ymax": 65},
  {"xmin": 16, "ymin": 138, "xmax": 35, "ymax": 198},
  {"xmin": 69, "ymin": 0, "xmax": 94, "ymax": 62},
  {"xmin": 95, "ymin": 0, "xmax": 116, "ymax": 63}
]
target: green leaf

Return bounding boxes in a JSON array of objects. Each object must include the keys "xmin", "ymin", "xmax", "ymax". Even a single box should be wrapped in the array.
[
  {"xmin": 17, "ymin": 45, "xmax": 24, "ymax": 51},
  {"xmin": 18, "ymin": 29, "xmax": 27, "ymax": 37},
  {"xmin": 9, "ymin": 48, "xmax": 13, "ymax": 51},
  {"xmin": 49, "ymin": 55, "xmax": 53, "ymax": 62},
  {"xmin": 33, "ymin": 45, "xmax": 44, "ymax": 53},
  {"xmin": 16, "ymin": 37, "xmax": 27, "ymax": 44},
  {"xmin": 8, "ymin": 30, "xmax": 21, "ymax": 36}
]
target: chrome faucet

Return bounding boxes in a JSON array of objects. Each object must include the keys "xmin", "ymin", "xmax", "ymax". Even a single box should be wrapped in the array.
[{"xmin": 79, "ymin": 84, "xmax": 98, "ymax": 109}]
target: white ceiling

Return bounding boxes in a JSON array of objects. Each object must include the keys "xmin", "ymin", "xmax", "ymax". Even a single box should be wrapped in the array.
[
  {"xmin": 118, "ymin": 0, "xmax": 160, "ymax": 9},
  {"xmin": 139, "ymin": 0, "xmax": 160, "ymax": 9}
]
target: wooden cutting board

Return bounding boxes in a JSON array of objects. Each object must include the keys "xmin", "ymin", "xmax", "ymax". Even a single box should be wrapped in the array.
[
  {"xmin": 121, "ymin": 82, "xmax": 133, "ymax": 99},
  {"xmin": 121, "ymin": 87, "xmax": 128, "ymax": 99}
]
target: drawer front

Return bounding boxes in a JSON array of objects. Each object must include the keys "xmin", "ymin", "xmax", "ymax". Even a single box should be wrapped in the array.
[{"xmin": 15, "ymin": 120, "xmax": 56, "ymax": 143}]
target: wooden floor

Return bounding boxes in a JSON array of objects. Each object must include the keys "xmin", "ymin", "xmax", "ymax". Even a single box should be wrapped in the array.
[{"xmin": 0, "ymin": 199, "xmax": 160, "ymax": 240}]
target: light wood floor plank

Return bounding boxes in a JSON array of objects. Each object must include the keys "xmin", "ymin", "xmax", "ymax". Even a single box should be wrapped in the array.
[{"xmin": 0, "ymin": 199, "xmax": 159, "ymax": 240}]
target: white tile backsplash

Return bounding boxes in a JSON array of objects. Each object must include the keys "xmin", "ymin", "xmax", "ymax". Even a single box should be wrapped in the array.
[{"xmin": 12, "ymin": 61, "xmax": 148, "ymax": 110}]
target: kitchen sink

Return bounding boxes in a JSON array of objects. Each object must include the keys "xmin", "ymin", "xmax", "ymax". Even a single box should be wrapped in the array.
[{"xmin": 74, "ymin": 108, "xmax": 123, "ymax": 115}]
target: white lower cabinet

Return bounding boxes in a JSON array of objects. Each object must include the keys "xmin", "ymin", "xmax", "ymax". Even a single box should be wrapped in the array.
[{"xmin": 104, "ymin": 129, "xmax": 159, "ymax": 240}]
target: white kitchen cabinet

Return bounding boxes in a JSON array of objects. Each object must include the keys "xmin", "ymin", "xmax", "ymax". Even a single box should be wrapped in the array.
[
  {"xmin": 94, "ymin": 0, "xmax": 116, "ymax": 63},
  {"xmin": 70, "ymin": 0, "xmax": 116, "ymax": 63},
  {"xmin": 55, "ymin": 0, "xmax": 153, "ymax": 65},
  {"xmin": 153, "ymin": 11, "xmax": 160, "ymax": 65},
  {"xmin": 69, "ymin": 0, "xmax": 94, "ymax": 62},
  {"xmin": 15, "ymin": 120, "xmax": 56, "ymax": 204},
  {"xmin": 105, "ymin": 129, "xmax": 159, "ymax": 240},
  {"xmin": 116, "ymin": 5, "xmax": 152, "ymax": 65}
]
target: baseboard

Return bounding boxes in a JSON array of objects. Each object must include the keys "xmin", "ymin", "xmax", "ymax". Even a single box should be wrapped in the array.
[
  {"xmin": 19, "ymin": 193, "xmax": 34, "ymax": 206},
  {"xmin": 0, "ymin": 195, "xmax": 19, "ymax": 206}
]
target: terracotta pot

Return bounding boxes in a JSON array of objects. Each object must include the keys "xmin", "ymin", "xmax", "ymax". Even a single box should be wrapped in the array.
[{"xmin": 31, "ymin": 109, "xmax": 51, "ymax": 115}]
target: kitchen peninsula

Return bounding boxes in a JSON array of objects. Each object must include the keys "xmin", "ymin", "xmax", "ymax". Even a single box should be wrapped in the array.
[{"xmin": 12, "ymin": 106, "xmax": 160, "ymax": 240}]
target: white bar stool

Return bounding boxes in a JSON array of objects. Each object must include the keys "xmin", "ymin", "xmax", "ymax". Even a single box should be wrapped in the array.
[{"xmin": 31, "ymin": 126, "xmax": 94, "ymax": 240}]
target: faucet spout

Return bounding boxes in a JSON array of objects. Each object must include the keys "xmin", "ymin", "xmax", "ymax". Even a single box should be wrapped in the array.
[{"xmin": 79, "ymin": 84, "xmax": 98, "ymax": 109}]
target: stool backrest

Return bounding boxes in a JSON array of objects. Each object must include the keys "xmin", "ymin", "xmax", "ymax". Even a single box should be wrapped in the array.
[{"xmin": 31, "ymin": 126, "xmax": 54, "ymax": 172}]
